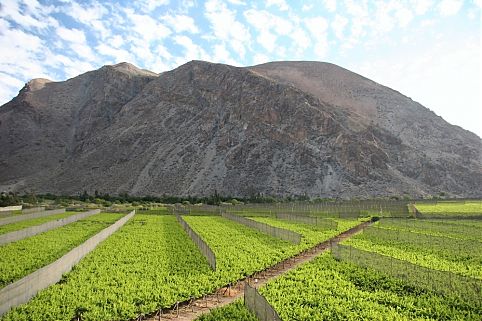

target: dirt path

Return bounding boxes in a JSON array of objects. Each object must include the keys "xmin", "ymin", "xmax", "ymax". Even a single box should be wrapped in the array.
[{"xmin": 145, "ymin": 220, "xmax": 373, "ymax": 321}]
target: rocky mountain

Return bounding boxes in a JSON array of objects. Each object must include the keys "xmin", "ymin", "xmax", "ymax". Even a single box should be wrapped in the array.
[{"xmin": 0, "ymin": 61, "xmax": 480, "ymax": 198}]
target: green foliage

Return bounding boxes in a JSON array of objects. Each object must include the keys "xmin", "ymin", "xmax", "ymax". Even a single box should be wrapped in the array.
[
  {"xmin": 0, "ymin": 213, "xmax": 124, "ymax": 288},
  {"xmin": 0, "ymin": 192, "xmax": 21, "ymax": 207},
  {"xmin": 195, "ymin": 301, "xmax": 257, "ymax": 321},
  {"xmin": 344, "ymin": 221, "xmax": 482, "ymax": 279},
  {"xmin": 2, "ymin": 215, "xmax": 216, "ymax": 321},
  {"xmin": 0, "ymin": 211, "xmax": 78, "ymax": 235},
  {"xmin": 2, "ymin": 214, "xmax": 364, "ymax": 320},
  {"xmin": 260, "ymin": 253, "xmax": 480, "ymax": 320},
  {"xmin": 416, "ymin": 201, "xmax": 482, "ymax": 216},
  {"xmin": 250, "ymin": 217, "xmax": 363, "ymax": 248}
]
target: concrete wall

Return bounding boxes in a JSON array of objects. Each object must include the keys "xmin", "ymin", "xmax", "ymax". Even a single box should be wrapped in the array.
[
  {"xmin": 0, "ymin": 209, "xmax": 99, "ymax": 245},
  {"xmin": 0, "ymin": 209, "xmax": 66, "ymax": 227},
  {"xmin": 244, "ymin": 282, "xmax": 281, "ymax": 321},
  {"xmin": 0, "ymin": 206, "xmax": 22, "ymax": 212},
  {"xmin": 22, "ymin": 207, "xmax": 45, "ymax": 214},
  {"xmin": 0, "ymin": 210, "xmax": 135, "ymax": 316}
]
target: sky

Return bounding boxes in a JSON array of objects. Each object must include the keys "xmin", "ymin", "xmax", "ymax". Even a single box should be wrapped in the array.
[{"xmin": 0, "ymin": 0, "xmax": 481, "ymax": 137}]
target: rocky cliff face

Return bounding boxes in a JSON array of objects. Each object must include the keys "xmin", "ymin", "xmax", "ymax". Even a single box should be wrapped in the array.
[{"xmin": 0, "ymin": 60, "xmax": 480, "ymax": 198}]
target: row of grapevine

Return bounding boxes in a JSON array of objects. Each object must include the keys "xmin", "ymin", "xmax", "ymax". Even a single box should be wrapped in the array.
[
  {"xmin": 0, "ymin": 212, "xmax": 125, "ymax": 288},
  {"xmin": 0, "ymin": 208, "xmax": 65, "ymax": 227},
  {"xmin": 222, "ymin": 213, "xmax": 301, "ymax": 244},
  {"xmin": 0, "ymin": 209, "xmax": 101, "ymax": 245},
  {"xmin": 3, "ymin": 215, "xmax": 307, "ymax": 320},
  {"xmin": 415, "ymin": 201, "xmax": 482, "ymax": 218},
  {"xmin": 275, "ymin": 213, "xmax": 337, "ymax": 230},
  {"xmin": 376, "ymin": 218, "xmax": 482, "ymax": 241},
  {"xmin": 345, "ymin": 221, "xmax": 482, "ymax": 279},
  {"xmin": 258, "ymin": 252, "xmax": 480, "ymax": 320},
  {"xmin": 218, "ymin": 200, "xmax": 410, "ymax": 218},
  {"xmin": 332, "ymin": 244, "xmax": 482, "ymax": 307},
  {"xmin": 0, "ymin": 211, "xmax": 77, "ymax": 235},
  {"xmin": 0, "ymin": 207, "xmax": 45, "ymax": 219},
  {"xmin": 175, "ymin": 214, "xmax": 216, "ymax": 270},
  {"xmin": 0, "ymin": 211, "xmax": 134, "ymax": 316}
]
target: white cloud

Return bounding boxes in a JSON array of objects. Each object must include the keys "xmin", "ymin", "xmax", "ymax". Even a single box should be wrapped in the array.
[
  {"xmin": 226, "ymin": 0, "xmax": 246, "ymax": 5},
  {"xmin": 344, "ymin": 0, "xmax": 369, "ymax": 18},
  {"xmin": 323, "ymin": 0, "xmax": 337, "ymax": 12},
  {"xmin": 204, "ymin": 0, "xmax": 251, "ymax": 59},
  {"xmin": 174, "ymin": 35, "xmax": 210, "ymax": 61},
  {"xmin": 302, "ymin": 4, "xmax": 313, "ymax": 12},
  {"xmin": 438, "ymin": 0, "xmax": 463, "ymax": 16},
  {"xmin": 305, "ymin": 17, "xmax": 329, "ymax": 58},
  {"xmin": 67, "ymin": 1, "xmax": 107, "ymax": 24},
  {"xmin": 266, "ymin": 0, "xmax": 289, "ymax": 11},
  {"xmin": 96, "ymin": 43, "xmax": 134, "ymax": 63},
  {"xmin": 162, "ymin": 14, "xmax": 198, "ymax": 33},
  {"xmin": 212, "ymin": 44, "xmax": 239, "ymax": 65},
  {"xmin": 154, "ymin": 44, "xmax": 173, "ymax": 60},
  {"xmin": 331, "ymin": 14, "xmax": 348, "ymax": 40},
  {"xmin": 410, "ymin": 0, "xmax": 433, "ymax": 15},
  {"xmin": 0, "ymin": 72, "xmax": 24, "ymax": 103},
  {"xmin": 55, "ymin": 26, "xmax": 97, "ymax": 61},
  {"xmin": 290, "ymin": 26, "xmax": 311, "ymax": 54},
  {"xmin": 70, "ymin": 43, "xmax": 96, "ymax": 61},
  {"xmin": 0, "ymin": 0, "xmax": 57, "ymax": 29},
  {"xmin": 110, "ymin": 35, "xmax": 125, "ymax": 48},
  {"xmin": 125, "ymin": 9, "xmax": 171, "ymax": 42},
  {"xmin": 65, "ymin": 1, "xmax": 110, "ymax": 39},
  {"xmin": 305, "ymin": 17, "xmax": 329, "ymax": 40},
  {"xmin": 350, "ymin": 36, "xmax": 481, "ymax": 137},
  {"xmin": 138, "ymin": 0, "xmax": 169, "ymax": 12},
  {"xmin": 252, "ymin": 53, "xmax": 270, "ymax": 65},
  {"xmin": 395, "ymin": 5, "xmax": 413, "ymax": 27},
  {"xmin": 56, "ymin": 27, "xmax": 86, "ymax": 44},
  {"xmin": 245, "ymin": 9, "xmax": 311, "ymax": 58},
  {"xmin": 0, "ymin": 27, "xmax": 43, "ymax": 67}
]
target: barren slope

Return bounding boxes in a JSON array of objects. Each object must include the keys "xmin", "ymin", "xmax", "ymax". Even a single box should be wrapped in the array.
[{"xmin": 0, "ymin": 60, "xmax": 480, "ymax": 198}]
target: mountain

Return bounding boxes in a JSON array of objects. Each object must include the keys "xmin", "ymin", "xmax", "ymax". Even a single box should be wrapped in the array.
[{"xmin": 0, "ymin": 60, "xmax": 480, "ymax": 198}]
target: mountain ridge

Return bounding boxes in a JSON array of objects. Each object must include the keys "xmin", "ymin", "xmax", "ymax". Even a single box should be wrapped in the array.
[{"xmin": 0, "ymin": 60, "xmax": 480, "ymax": 198}]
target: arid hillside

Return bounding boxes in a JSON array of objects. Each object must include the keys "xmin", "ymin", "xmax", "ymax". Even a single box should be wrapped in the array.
[{"xmin": 0, "ymin": 61, "xmax": 480, "ymax": 198}]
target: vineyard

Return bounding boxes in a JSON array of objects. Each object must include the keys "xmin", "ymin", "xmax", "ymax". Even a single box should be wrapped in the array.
[
  {"xmin": 0, "ymin": 211, "xmax": 77, "ymax": 234},
  {"xmin": 0, "ymin": 212, "xmax": 124, "ymax": 288},
  {"xmin": 0, "ymin": 200, "xmax": 480, "ymax": 321}
]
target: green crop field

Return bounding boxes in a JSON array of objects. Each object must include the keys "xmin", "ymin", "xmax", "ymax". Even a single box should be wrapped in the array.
[
  {"xmin": 250, "ymin": 216, "xmax": 364, "ymax": 248},
  {"xmin": 2, "ymin": 201, "xmax": 481, "ymax": 321},
  {"xmin": 0, "ymin": 211, "xmax": 79, "ymax": 234},
  {"xmin": 199, "ymin": 252, "xmax": 480, "ymax": 321},
  {"xmin": 376, "ymin": 218, "xmax": 482, "ymax": 241},
  {"xmin": 2, "ymin": 215, "xmax": 218, "ymax": 321},
  {"xmin": 415, "ymin": 201, "xmax": 482, "ymax": 216},
  {"xmin": 195, "ymin": 301, "xmax": 257, "ymax": 321},
  {"xmin": 1, "ymin": 214, "xmax": 363, "ymax": 320},
  {"xmin": 0, "ymin": 212, "xmax": 124, "ymax": 288},
  {"xmin": 259, "ymin": 253, "xmax": 480, "ymax": 320},
  {"xmin": 344, "ymin": 220, "xmax": 482, "ymax": 279}
]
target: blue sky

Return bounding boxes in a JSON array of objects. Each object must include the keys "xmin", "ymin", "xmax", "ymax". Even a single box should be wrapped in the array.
[{"xmin": 0, "ymin": 0, "xmax": 480, "ymax": 136}]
